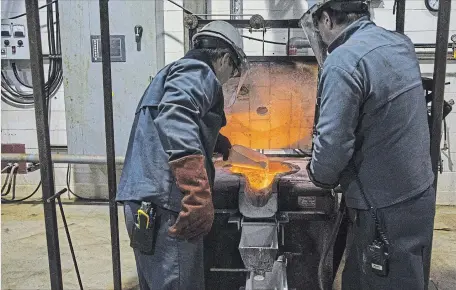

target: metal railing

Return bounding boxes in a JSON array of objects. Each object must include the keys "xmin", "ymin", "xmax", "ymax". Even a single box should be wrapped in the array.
[{"xmin": 11, "ymin": 1, "xmax": 452, "ymax": 290}]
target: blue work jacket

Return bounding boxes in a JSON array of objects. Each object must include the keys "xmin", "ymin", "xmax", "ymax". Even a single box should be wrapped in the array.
[
  {"xmin": 310, "ymin": 17, "xmax": 434, "ymax": 209},
  {"xmin": 116, "ymin": 51, "xmax": 226, "ymax": 212}
]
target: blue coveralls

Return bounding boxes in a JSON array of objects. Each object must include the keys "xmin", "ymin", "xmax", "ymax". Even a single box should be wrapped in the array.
[
  {"xmin": 116, "ymin": 50, "xmax": 225, "ymax": 290},
  {"xmin": 310, "ymin": 17, "xmax": 435, "ymax": 289}
]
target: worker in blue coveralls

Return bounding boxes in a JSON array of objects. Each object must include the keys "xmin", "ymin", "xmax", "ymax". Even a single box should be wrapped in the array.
[
  {"xmin": 302, "ymin": 1, "xmax": 435, "ymax": 289},
  {"xmin": 116, "ymin": 21, "xmax": 249, "ymax": 290}
]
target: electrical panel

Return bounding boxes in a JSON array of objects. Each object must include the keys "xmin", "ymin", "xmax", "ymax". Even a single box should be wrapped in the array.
[
  {"xmin": 1, "ymin": 23, "xmax": 29, "ymax": 60},
  {"xmin": 90, "ymin": 35, "xmax": 126, "ymax": 62},
  {"xmin": 59, "ymin": 0, "xmax": 164, "ymax": 198}
]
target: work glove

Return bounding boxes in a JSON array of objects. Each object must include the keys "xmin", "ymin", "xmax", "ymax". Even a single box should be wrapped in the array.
[
  {"xmin": 214, "ymin": 134, "xmax": 232, "ymax": 161},
  {"xmin": 168, "ymin": 155, "xmax": 214, "ymax": 241},
  {"xmin": 306, "ymin": 161, "xmax": 338, "ymax": 190}
]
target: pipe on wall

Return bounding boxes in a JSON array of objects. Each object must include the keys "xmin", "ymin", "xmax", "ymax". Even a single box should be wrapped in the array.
[{"xmin": 1, "ymin": 153, "xmax": 125, "ymax": 164}]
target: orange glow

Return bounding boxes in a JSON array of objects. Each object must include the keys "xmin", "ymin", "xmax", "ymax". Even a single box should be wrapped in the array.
[
  {"xmin": 221, "ymin": 61, "xmax": 318, "ymax": 150},
  {"xmin": 229, "ymin": 161, "xmax": 292, "ymax": 192}
]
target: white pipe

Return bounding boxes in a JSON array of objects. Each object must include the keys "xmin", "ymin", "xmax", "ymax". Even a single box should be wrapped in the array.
[{"xmin": 1, "ymin": 153, "xmax": 125, "ymax": 165}]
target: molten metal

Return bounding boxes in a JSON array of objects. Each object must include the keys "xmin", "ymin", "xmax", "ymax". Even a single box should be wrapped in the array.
[{"xmin": 230, "ymin": 161, "xmax": 292, "ymax": 191}]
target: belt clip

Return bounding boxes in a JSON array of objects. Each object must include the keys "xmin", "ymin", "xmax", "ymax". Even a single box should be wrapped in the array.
[{"xmin": 137, "ymin": 202, "xmax": 155, "ymax": 229}]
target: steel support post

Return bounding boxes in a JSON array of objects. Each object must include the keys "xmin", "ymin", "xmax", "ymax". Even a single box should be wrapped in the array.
[
  {"xmin": 98, "ymin": 1, "xmax": 122, "ymax": 289},
  {"xmin": 430, "ymin": 0, "xmax": 452, "ymax": 185},
  {"xmin": 395, "ymin": 0, "xmax": 406, "ymax": 33},
  {"xmin": 230, "ymin": 0, "xmax": 243, "ymax": 20},
  {"xmin": 428, "ymin": 2, "xmax": 452, "ymax": 289},
  {"xmin": 25, "ymin": 1, "xmax": 63, "ymax": 289}
]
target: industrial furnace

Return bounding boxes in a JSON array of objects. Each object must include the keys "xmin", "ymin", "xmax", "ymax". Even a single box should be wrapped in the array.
[{"xmin": 185, "ymin": 17, "xmax": 341, "ymax": 290}]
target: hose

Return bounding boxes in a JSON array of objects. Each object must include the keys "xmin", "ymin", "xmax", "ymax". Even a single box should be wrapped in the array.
[
  {"xmin": 1, "ymin": 166, "xmax": 12, "ymax": 193},
  {"xmin": 2, "ymin": 182, "xmax": 41, "ymax": 203},
  {"xmin": 2, "ymin": 163, "xmax": 106, "ymax": 203},
  {"xmin": 11, "ymin": 63, "xmax": 33, "ymax": 88},
  {"xmin": 1, "ymin": 164, "xmax": 19, "ymax": 196},
  {"xmin": 1, "ymin": 165, "xmax": 12, "ymax": 174},
  {"xmin": 66, "ymin": 164, "xmax": 108, "ymax": 201},
  {"xmin": 10, "ymin": 167, "xmax": 18, "ymax": 200}
]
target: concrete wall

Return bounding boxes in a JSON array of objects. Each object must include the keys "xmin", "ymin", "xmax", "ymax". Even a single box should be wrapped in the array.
[{"xmin": 2, "ymin": 0, "xmax": 456, "ymax": 204}]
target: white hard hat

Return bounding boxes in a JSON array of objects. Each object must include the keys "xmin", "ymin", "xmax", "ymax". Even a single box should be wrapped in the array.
[
  {"xmin": 192, "ymin": 20, "xmax": 246, "ymax": 70},
  {"xmin": 193, "ymin": 20, "xmax": 250, "ymax": 109}
]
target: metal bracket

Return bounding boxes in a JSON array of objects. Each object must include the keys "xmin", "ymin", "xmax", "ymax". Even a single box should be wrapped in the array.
[
  {"xmin": 231, "ymin": 214, "xmax": 286, "ymax": 229},
  {"xmin": 248, "ymin": 14, "xmax": 266, "ymax": 33},
  {"xmin": 277, "ymin": 212, "xmax": 290, "ymax": 224},
  {"xmin": 184, "ymin": 14, "xmax": 199, "ymax": 29},
  {"xmin": 228, "ymin": 214, "xmax": 242, "ymax": 231}
]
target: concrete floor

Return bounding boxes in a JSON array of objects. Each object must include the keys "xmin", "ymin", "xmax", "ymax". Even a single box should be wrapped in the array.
[{"xmin": 1, "ymin": 202, "xmax": 456, "ymax": 290}]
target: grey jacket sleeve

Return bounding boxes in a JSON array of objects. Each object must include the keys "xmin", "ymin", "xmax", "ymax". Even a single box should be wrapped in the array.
[
  {"xmin": 154, "ymin": 60, "xmax": 219, "ymax": 161},
  {"xmin": 310, "ymin": 65, "xmax": 362, "ymax": 187}
]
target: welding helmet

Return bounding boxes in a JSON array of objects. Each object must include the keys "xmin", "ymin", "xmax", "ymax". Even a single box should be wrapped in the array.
[
  {"xmin": 193, "ymin": 20, "xmax": 249, "ymax": 108},
  {"xmin": 299, "ymin": 0, "xmax": 369, "ymax": 66}
]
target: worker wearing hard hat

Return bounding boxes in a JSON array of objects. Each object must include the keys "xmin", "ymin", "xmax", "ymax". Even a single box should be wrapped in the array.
[
  {"xmin": 302, "ymin": 1, "xmax": 435, "ymax": 289},
  {"xmin": 116, "ymin": 21, "xmax": 248, "ymax": 289}
]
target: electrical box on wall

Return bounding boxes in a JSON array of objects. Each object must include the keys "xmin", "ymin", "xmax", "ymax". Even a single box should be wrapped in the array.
[
  {"xmin": 90, "ymin": 35, "xmax": 126, "ymax": 62},
  {"xmin": 1, "ymin": 144, "xmax": 27, "ymax": 174},
  {"xmin": 1, "ymin": 23, "xmax": 29, "ymax": 60},
  {"xmin": 59, "ymin": 0, "xmax": 164, "ymax": 198}
]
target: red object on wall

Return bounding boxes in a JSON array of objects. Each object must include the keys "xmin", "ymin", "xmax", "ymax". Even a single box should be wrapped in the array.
[{"xmin": 1, "ymin": 143, "xmax": 27, "ymax": 174}]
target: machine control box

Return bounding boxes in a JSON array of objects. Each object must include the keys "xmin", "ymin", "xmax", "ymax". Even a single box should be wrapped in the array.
[
  {"xmin": 1, "ymin": 23, "xmax": 29, "ymax": 60},
  {"xmin": 90, "ymin": 35, "xmax": 126, "ymax": 62},
  {"xmin": 278, "ymin": 180, "xmax": 335, "ymax": 216}
]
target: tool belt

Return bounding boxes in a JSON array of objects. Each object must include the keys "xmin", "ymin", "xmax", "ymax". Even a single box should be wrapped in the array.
[{"xmin": 130, "ymin": 201, "xmax": 158, "ymax": 255}]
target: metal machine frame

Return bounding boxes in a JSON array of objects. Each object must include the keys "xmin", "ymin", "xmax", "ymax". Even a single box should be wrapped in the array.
[
  {"xmin": 10, "ymin": 0, "xmax": 453, "ymax": 289},
  {"xmin": 185, "ymin": 17, "xmax": 338, "ymax": 290}
]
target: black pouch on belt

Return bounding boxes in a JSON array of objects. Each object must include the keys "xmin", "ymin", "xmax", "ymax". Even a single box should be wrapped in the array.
[{"xmin": 130, "ymin": 202, "xmax": 158, "ymax": 255}]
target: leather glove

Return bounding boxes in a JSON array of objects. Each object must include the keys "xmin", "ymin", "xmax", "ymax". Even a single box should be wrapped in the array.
[
  {"xmin": 214, "ymin": 134, "xmax": 232, "ymax": 161},
  {"xmin": 168, "ymin": 155, "xmax": 214, "ymax": 241}
]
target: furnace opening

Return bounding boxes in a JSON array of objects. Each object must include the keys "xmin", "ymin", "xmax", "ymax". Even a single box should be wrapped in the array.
[{"xmin": 256, "ymin": 106, "xmax": 269, "ymax": 115}]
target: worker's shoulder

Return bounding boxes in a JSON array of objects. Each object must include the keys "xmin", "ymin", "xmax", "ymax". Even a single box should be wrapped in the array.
[
  {"xmin": 170, "ymin": 58, "xmax": 217, "ymax": 78},
  {"xmin": 327, "ymin": 25, "xmax": 415, "ymax": 74}
]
